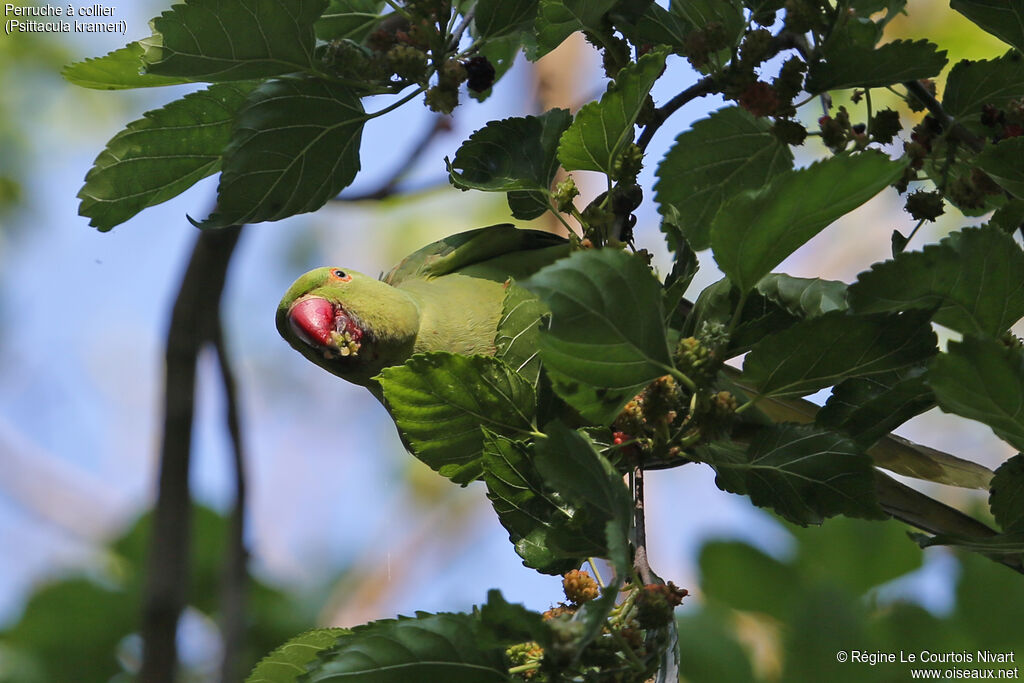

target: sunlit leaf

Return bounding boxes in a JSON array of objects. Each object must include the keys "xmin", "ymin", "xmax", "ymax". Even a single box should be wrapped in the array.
[
  {"xmin": 247, "ymin": 629, "xmax": 348, "ymax": 683},
  {"xmin": 495, "ymin": 284, "xmax": 546, "ymax": 386},
  {"xmin": 951, "ymin": 0, "xmax": 1024, "ymax": 53},
  {"xmin": 62, "ymin": 42, "xmax": 192, "ymax": 89},
  {"xmin": 378, "ymin": 353, "xmax": 536, "ymax": 484}
]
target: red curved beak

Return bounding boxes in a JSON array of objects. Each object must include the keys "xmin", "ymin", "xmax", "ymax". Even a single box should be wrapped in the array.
[{"xmin": 288, "ymin": 297, "xmax": 334, "ymax": 347}]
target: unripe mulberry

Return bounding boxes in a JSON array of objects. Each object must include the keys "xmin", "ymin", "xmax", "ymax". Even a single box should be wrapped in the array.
[
  {"xmin": 562, "ymin": 570, "xmax": 600, "ymax": 604},
  {"xmin": 738, "ymin": 81, "xmax": 779, "ymax": 117},
  {"xmin": 904, "ymin": 190, "xmax": 944, "ymax": 222}
]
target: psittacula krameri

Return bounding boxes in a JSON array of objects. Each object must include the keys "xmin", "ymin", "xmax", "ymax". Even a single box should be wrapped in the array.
[{"xmin": 276, "ymin": 224, "xmax": 568, "ymax": 395}]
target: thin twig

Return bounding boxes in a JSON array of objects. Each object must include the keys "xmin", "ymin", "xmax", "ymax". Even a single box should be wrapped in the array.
[
  {"xmin": 140, "ymin": 224, "xmax": 242, "ymax": 683},
  {"xmin": 631, "ymin": 465, "xmax": 656, "ymax": 585},
  {"xmin": 214, "ymin": 323, "xmax": 249, "ymax": 683},
  {"xmin": 448, "ymin": 8, "xmax": 475, "ymax": 50}
]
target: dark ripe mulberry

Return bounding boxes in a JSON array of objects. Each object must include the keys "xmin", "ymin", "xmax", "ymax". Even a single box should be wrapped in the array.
[
  {"xmin": 869, "ymin": 108, "xmax": 901, "ymax": 144},
  {"xmin": 738, "ymin": 81, "xmax": 779, "ymax": 117},
  {"xmin": 904, "ymin": 190, "xmax": 944, "ymax": 222},
  {"xmin": 464, "ymin": 55, "xmax": 495, "ymax": 92}
]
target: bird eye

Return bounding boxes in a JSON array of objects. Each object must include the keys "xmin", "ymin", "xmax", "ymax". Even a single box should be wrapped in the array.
[{"xmin": 331, "ymin": 269, "xmax": 351, "ymax": 282}]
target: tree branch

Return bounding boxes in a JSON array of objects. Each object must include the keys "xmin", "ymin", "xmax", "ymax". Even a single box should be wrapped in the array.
[
  {"xmin": 141, "ymin": 224, "xmax": 243, "ymax": 683},
  {"xmin": 903, "ymin": 79, "xmax": 985, "ymax": 153},
  {"xmin": 637, "ymin": 76, "xmax": 716, "ymax": 152}
]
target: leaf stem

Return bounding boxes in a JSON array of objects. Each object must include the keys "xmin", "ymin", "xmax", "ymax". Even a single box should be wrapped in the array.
[
  {"xmin": 665, "ymin": 366, "xmax": 698, "ymax": 393},
  {"xmin": 367, "ymin": 85, "xmax": 427, "ymax": 118}
]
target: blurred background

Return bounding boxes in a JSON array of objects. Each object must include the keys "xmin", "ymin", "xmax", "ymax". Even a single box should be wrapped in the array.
[{"xmin": 0, "ymin": 1, "xmax": 1021, "ymax": 681}]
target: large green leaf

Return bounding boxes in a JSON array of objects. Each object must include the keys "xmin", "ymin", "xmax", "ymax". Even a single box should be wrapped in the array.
[
  {"xmin": 655, "ymin": 107, "xmax": 794, "ymax": 250},
  {"xmin": 943, "ymin": 53, "xmax": 1024, "ymax": 122},
  {"xmin": 447, "ymin": 108, "xmax": 572, "ymax": 219},
  {"xmin": 522, "ymin": 248, "xmax": 672, "ymax": 424},
  {"xmin": 849, "ymin": 226, "xmax": 1024, "ymax": 336},
  {"xmin": 806, "ymin": 40, "xmax": 947, "ymax": 93},
  {"xmin": 754, "ymin": 274, "xmax": 848, "ymax": 318},
  {"xmin": 991, "ymin": 454, "xmax": 1024, "ymax": 533},
  {"xmin": 378, "ymin": 353, "xmax": 536, "ymax": 484},
  {"xmin": 495, "ymin": 284, "xmax": 546, "ymax": 386},
  {"xmin": 247, "ymin": 629, "xmax": 348, "ymax": 683},
  {"xmin": 704, "ymin": 425, "xmax": 886, "ymax": 525},
  {"xmin": 481, "ymin": 431, "xmax": 605, "ymax": 573},
  {"xmin": 975, "ymin": 136, "xmax": 1024, "ymax": 198},
  {"xmin": 817, "ymin": 369, "xmax": 933, "ymax": 448},
  {"xmin": 315, "ymin": 0, "xmax": 385, "ymax": 42},
  {"xmin": 202, "ymin": 77, "xmax": 365, "ymax": 227},
  {"xmin": 742, "ymin": 310, "xmax": 937, "ymax": 399},
  {"xmin": 304, "ymin": 613, "xmax": 509, "ymax": 682},
  {"xmin": 532, "ymin": 0, "xmax": 618, "ymax": 58},
  {"xmin": 698, "ymin": 541, "xmax": 799, "ymax": 618},
  {"xmin": 475, "ymin": 0, "xmax": 539, "ymax": 38},
  {"xmin": 78, "ymin": 83, "xmax": 256, "ymax": 231},
  {"xmin": 951, "ymin": 0, "xmax": 1024, "ymax": 54},
  {"xmin": 62, "ymin": 42, "xmax": 193, "ymax": 89},
  {"xmin": 557, "ymin": 49, "xmax": 667, "ymax": 176},
  {"xmin": 928, "ymin": 335, "xmax": 1024, "ymax": 453},
  {"xmin": 141, "ymin": 0, "xmax": 326, "ymax": 81},
  {"xmin": 612, "ymin": 2, "xmax": 689, "ymax": 50},
  {"xmin": 711, "ymin": 152, "xmax": 905, "ymax": 292}
]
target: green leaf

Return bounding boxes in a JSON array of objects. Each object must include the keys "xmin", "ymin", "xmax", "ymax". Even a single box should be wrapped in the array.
[
  {"xmin": 247, "ymin": 628, "xmax": 348, "ymax": 683},
  {"xmin": 975, "ymin": 137, "xmax": 1024, "ymax": 198},
  {"xmin": 944, "ymin": 53, "xmax": 1024, "ymax": 123},
  {"xmin": 203, "ymin": 77, "xmax": 365, "ymax": 227},
  {"xmin": 481, "ymin": 431, "xmax": 605, "ymax": 573},
  {"xmin": 991, "ymin": 454, "xmax": 1024, "ymax": 533},
  {"xmin": 141, "ymin": 0, "xmax": 326, "ymax": 81},
  {"xmin": 951, "ymin": 0, "xmax": 1024, "ymax": 53},
  {"xmin": 62, "ymin": 42, "xmax": 193, "ymax": 89},
  {"xmin": 522, "ymin": 248, "xmax": 672, "ymax": 424},
  {"xmin": 711, "ymin": 152, "xmax": 905, "ymax": 292},
  {"xmin": 698, "ymin": 541, "xmax": 799, "ymax": 617},
  {"xmin": 557, "ymin": 48, "xmax": 667, "ymax": 176},
  {"xmin": 849, "ymin": 226, "xmax": 1024, "ymax": 336},
  {"xmin": 304, "ymin": 613, "xmax": 509, "ymax": 682},
  {"xmin": 448, "ymin": 109, "xmax": 572, "ymax": 208},
  {"xmin": 534, "ymin": 421, "xmax": 632, "ymax": 538},
  {"xmin": 78, "ymin": 83, "xmax": 256, "ymax": 231},
  {"xmin": 817, "ymin": 369, "xmax": 933, "ymax": 447},
  {"xmin": 806, "ymin": 40, "xmax": 947, "ymax": 93},
  {"xmin": 742, "ymin": 310, "xmax": 937, "ymax": 399},
  {"xmin": 495, "ymin": 284, "xmax": 546, "ymax": 386},
  {"xmin": 928, "ymin": 335, "xmax": 1024, "ymax": 453},
  {"xmin": 506, "ymin": 190, "xmax": 549, "ymax": 220},
  {"xmin": 754, "ymin": 274, "xmax": 848, "ymax": 318},
  {"xmin": 478, "ymin": 590, "xmax": 550, "ymax": 648},
  {"xmin": 378, "ymin": 353, "xmax": 536, "ymax": 484},
  {"xmin": 475, "ymin": 0, "xmax": 539, "ymax": 38},
  {"xmin": 316, "ymin": 0, "xmax": 385, "ymax": 42},
  {"xmin": 613, "ymin": 2, "xmax": 689, "ymax": 50},
  {"xmin": 655, "ymin": 107, "xmax": 794, "ymax": 250},
  {"xmin": 532, "ymin": 0, "xmax": 618, "ymax": 58},
  {"xmin": 704, "ymin": 425, "xmax": 886, "ymax": 525}
]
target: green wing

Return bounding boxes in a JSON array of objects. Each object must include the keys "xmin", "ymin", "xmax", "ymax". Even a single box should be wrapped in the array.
[{"xmin": 383, "ymin": 224, "xmax": 569, "ymax": 285}]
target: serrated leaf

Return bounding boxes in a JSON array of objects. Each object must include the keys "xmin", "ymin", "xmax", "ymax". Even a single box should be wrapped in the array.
[
  {"xmin": 448, "ymin": 109, "xmax": 572, "ymax": 207},
  {"xmin": 944, "ymin": 53, "xmax": 1024, "ymax": 122},
  {"xmin": 742, "ymin": 310, "xmax": 937, "ymax": 399},
  {"xmin": 817, "ymin": 369, "xmax": 933, "ymax": 447},
  {"xmin": 558, "ymin": 49, "xmax": 667, "ymax": 176},
  {"xmin": 806, "ymin": 40, "xmax": 947, "ymax": 93},
  {"xmin": 141, "ymin": 0, "xmax": 326, "ymax": 81},
  {"xmin": 711, "ymin": 152, "xmax": 905, "ymax": 292},
  {"xmin": 848, "ymin": 226, "xmax": 1024, "ymax": 336},
  {"xmin": 522, "ymin": 249, "xmax": 672, "ymax": 424},
  {"xmin": 506, "ymin": 190, "xmax": 549, "ymax": 220},
  {"xmin": 203, "ymin": 76, "xmax": 365, "ymax": 227},
  {"xmin": 989, "ymin": 198, "xmax": 1024, "ymax": 233},
  {"xmin": 478, "ymin": 590, "xmax": 550, "ymax": 649},
  {"xmin": 63, "ymin": 42, "xmax": 192, "ymax": 90},
  {"xmin": 247, "ymin": 628, "xmax": 347, "ymax": 683},
  {"xmin": 534, "ymin": 421, "xmax": 632, "ymax": 537},
  {"xmin": 975, "ymin": 137, "xmax": 1024, "ymax": 198},
  {"xmin": 655, "ymin": 107, "xmax": 794, "ymax": 250},
  {"xmin": 315, "ymin": 0, "xmax": 385, "ymax": 42},
  {"xmin": 475, "ymin": 0, "xmax": 539, "ymax": 38},
  {"xmin": 495, "ymin": 284, "xmax": 546, "ymax": 386},
  {"xmin": 613, "ymin": 2, "xmax": 689, "ymax": 50},
  {"xmin": 379, "ymin": 353, "xmax": 536, "ymax": 484},
  {"xmin": 78, "ymin": 82, "xmax": 255, "ymax": 231},
  {"xmin": 481, "ymin": 431, "xmax": 604, "ymax": 573},
  {"xmin": 928, "ymin": 335, "xmax": 1024, "ymax": 453},
  {"xmin": 991, "ymin": 454, "xmax": 1024, "ymax": 533},
  {"xmin": 951, "ymin": 0, "xmax": 1024, "ymax": 53},
  {"xmin": 704, "ymin": 425, "xmax": 886, "ymax": 525},
  {"xmin": 304, "ymin": 613, "xmax": 509, "ymax": 682},
  {"xmin": 532, "ymin": 0, "xmax": 618, "ymax": 58}
]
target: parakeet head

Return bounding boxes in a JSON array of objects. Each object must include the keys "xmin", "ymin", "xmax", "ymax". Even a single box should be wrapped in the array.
[{"xmin": 277, "ymin": 267, "xmax": 420, "ymax": 387}]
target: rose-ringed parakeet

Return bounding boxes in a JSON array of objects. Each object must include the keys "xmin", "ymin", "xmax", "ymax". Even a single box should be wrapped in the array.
[{"xmin": 277, "ymin": 223, "xmax": 569, "ymax": 397}]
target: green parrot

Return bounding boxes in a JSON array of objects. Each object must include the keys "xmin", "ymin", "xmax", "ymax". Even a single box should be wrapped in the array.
[{"xmin": 276, "ymin": 223, "xmax": 569, "ymax": 396}]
